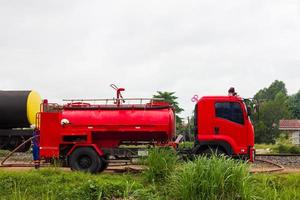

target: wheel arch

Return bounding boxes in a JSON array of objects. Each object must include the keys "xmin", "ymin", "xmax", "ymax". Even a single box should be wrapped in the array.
[
  {"xmin": 194, "ymin": 140, "xmax": 234, "ymax": 156},
  {"xmin": 66, "ymin": 144, "xmax": 104, "ymax": 157}
]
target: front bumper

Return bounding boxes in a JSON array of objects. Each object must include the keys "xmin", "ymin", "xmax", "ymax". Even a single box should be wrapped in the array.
[{"xmin": 249, "ymin": 147, "xmax": 255, "ymax": 162}]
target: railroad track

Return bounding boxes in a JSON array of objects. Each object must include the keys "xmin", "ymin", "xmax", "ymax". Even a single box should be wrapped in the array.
[
  {"xmin": 256, "ymin": 153, "xmax": 300, "ymax": 157},
  {"xmin": 252, "ymin": 154, "xmax": 300, "ymax": 173},
  {"xmin": 1, "ymin": 152, "xmax": 300, "ymax": 174}
]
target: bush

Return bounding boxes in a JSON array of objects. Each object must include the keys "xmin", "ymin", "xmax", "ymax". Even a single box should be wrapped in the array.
[
  {"xmin": 289, "ymin": 146, "xmax": 300, "ymax": 154},
  {"xmin": 167, "ymin": 156, "xmax": 253, "ymax": 200},
  {"xmin": 143, "ymin": 147, "xmax": 177, "ymax": 183},
  {"xmin": 277, "ymin": 144, "xmax": 290, "ymax": 153},
  {"xmin": 275, "ymin": 144, "xmax": 300, "ymax": 154}
]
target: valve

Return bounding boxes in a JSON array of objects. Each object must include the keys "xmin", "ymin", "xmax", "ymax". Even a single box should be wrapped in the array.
[{"xmin": 110, "ymin": 84, "xmax": 125, "ymax": 106}]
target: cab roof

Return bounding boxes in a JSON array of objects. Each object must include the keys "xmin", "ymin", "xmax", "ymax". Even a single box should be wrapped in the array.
[{"xmin": 199, "ymin": 96, "xmax": 243, "ymax": 101}]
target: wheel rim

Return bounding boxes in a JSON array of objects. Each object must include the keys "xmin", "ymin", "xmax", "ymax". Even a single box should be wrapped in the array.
[{"xmin": 78, "ymin": 155, "xmax": 92, "ymax": 169}]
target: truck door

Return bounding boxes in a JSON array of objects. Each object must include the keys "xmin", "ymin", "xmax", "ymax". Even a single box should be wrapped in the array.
[{"xmin": 213, "ymin": 101, "xmax": 248, "ymax": 154}]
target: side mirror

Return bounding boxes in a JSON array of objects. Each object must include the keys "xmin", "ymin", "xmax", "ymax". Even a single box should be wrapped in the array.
[{"xmin": 247, "ymin": 106, "xmax": 252, "ymax": 116}]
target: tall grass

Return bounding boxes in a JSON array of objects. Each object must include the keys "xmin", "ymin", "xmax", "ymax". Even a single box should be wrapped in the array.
[
  {"xmin": 0, "ymin": 168, "xmax": 155, "ymax": 200},
  {"xmin": 251, "ymin": 173, "xmax": 300, "ymax": 200},
  {"xmin": 167, "ymin": 155, "xmax": 253, "ymax": 200},
  {"xmin": 1, "ymin": 156, "xmax": 300, "ymax": 199},
  {"xmin": 143, "ymin": 147, "xmax": 177, "ymax": 183}
]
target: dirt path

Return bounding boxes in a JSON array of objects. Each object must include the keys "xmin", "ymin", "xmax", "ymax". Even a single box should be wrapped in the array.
[
  {"xmin": 1, "ymin": 164, "xmax": 300, "ymax": 174},
  {"xmin": 0, "ymin": 163, "xmax": 145, "ymax": 173}
]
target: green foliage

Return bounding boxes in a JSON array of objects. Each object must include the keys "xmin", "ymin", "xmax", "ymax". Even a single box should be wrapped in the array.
[
  {"xmin": 153, "ymin": 91, "xmax": 184, "ymax": 114},
  {"xmin": 255, "ymin": 143, "xmax": 276, "ymax": 150},
  {"xmin": 253, "ymin": 80, "xmax": 300, "ymax": 143},
  {"xmin": 253, "ymin": 81, "xmax": 292, "ymax": 144},
  {"xmin": 143, "ymin": 147, "xmax": 177, "ymax": 183},
  {"xmin": 0, "ymin": 168, "xmax": 155, "ymax": 200},
  {"xmin": 153, "ymin": 91, "xmax": 184, "ymax": 130},
  {"xmin": 288, "ymin": 90, "xmax": 300, "ymax": 119},
  {"xmin": 273, "ymin": 144, "xmax": 300, "ymax": 154},
  {"xmin": 252, "ymin": 173, "xmax": 300, "ymax": 200},
  {"xmin": 255, "ymin": 135, "xmax": 300, "ymax": 154},
  {"xmin": 167, "ymin": 156, "xmax": 253, "ymax": 200},
  {"xmin": 254, "ymin": 80, "xmax": 287, "ymax": 100},
  {"xmin": 273, "ymin": 134, "xmax": 300, "ymax": 153},
  {"xmin": 178, "ymin": 141, "xmax": 194, "ymax": 149},
  {"xmin": 178, "ymin": 116, "xmax": 195, "ymax": 141}
]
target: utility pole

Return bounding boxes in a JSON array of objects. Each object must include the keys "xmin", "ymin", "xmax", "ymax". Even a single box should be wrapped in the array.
[{"xmin": 187, "ymin": 117, "xmax": 191, "ymax": 141}]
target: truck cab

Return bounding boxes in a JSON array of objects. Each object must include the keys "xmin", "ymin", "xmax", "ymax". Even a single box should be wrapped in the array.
[{"xmin": 194, "ymin": 96, "xmax": 255, "ymax": 161}]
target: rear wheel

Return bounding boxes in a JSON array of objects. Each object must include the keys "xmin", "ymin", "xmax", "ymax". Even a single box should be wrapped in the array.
[{"xmin": 69, "ymin": 147, "xmax": 104, "ymax": 173}]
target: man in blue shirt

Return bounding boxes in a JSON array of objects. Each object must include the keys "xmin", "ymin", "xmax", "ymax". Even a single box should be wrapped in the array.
[{"xmin": 32, "ymin": 128, "xmax": 40, "ymax": 169}]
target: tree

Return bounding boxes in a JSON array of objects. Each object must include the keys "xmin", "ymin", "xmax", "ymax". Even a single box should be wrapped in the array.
[
  {"xmin": 288, "ymin": 90, "xmax": 300, "ymax": 119},
  {"xmin": 253, "ymin": 80, "xmax": 292, "ymax": 144},
  {"xmin": 254, "ymin": 80, "xmax": 287, "ymax": 100},
  {"xmin": 153, "ymin": 91, "xmax": 184, "ymax": 131},
  {"xmin": 254, "ymin": 92, "xmax": 291, "ymax": 143}
]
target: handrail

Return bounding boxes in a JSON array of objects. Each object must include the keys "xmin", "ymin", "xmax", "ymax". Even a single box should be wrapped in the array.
[{"xmin": 62, "ymin": 98, "xmax": 164, "ymax": 102}]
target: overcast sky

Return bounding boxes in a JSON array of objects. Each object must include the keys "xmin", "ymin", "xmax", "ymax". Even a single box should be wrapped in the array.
[{"xmin": 1, "ymin": 0, "xmax": 300, "ymax": 118}]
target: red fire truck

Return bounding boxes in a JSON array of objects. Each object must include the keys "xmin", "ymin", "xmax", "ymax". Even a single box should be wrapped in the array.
[
  {"xmin": 37, "ymin": 86, "xmax": 255, "ymax": 173},
  {"xmin": 192, "ymin": 96, "xmax": 255, "ymax": 160}
]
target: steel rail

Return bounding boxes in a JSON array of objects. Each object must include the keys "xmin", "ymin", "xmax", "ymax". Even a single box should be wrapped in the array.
[
  {"xmin": 256, "ymin": 154, "xmax": 300, "ymax": 157},
  {"xmin": 0, "ymin": 135, "xmax": 37, "ymax": 166},
  {"xmin": 252, "ymin": 158, "xmax": 285, "ymax": 173}
]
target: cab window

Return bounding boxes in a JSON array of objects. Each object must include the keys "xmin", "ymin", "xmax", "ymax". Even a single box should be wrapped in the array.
[{"xmin": 215, "ymin": 102, "xmax": 244, "ymax": 124}]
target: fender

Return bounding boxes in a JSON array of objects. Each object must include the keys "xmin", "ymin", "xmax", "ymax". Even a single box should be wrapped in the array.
[
  {"xmin": 194, "ymin": 140, "xmax": 233, "ymax": 155},
  {"xmin": 196, "ymin": 135, "xmax": 238, "ymax": 155},
  {"xmin": 66, "ymin": 144, "xmax": 104, "ymax": 157}
]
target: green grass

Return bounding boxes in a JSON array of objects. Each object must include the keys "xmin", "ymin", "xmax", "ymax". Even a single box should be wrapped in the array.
[
  {"xmin": 167, "ymin": 156, "xmax": 253, "ymax": 200},
  {"xmin": 0, "ymin": 157, "xmax": 300, "ymax": 200},
  {"xmin": 0, "ymin": 150, "xmax": 10, "ymax": 157},
  {"xmin": 255, "ymin": 143, "xmax": 300, "ymax": 154},
  {"xmin": 274, "ymin": 144, "xmax": 300, "ymax": 154},
  {"xmin": 0, "ymin": 168, "xmax": 157, "ymax": 200},
  {"xmin": 178, "ymin": 141, "xmax": 194, "ymax": 149},
  {"xmin": 252, "ymin": 173, "xmax": 300, "ymax": 200},
  {"xmin": 255, "ymin": 143, "xmax": 276, "ymax": 150},
  {"xmin": 143, "ymin": 147, "xmax": 177, "ymax": 183}
]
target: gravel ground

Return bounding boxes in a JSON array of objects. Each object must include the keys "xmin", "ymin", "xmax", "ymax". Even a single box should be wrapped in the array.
[
  {"xmin": 0, "ymin": 152, "xmax": 32, "ymax": 163},
  {"xmin": 255, "ymin": 155, "xmax": 300, "ymax": 168}
]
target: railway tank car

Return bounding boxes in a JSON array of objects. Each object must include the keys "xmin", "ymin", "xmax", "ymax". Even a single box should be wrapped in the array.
[{"xmin": 0, "ymin": 90, "xmax": 41, "ymax": 151}]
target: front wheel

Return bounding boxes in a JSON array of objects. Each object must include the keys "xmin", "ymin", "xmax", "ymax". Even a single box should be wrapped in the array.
[
  {"xmin": 202, "ymin": 147, "xmax": 226, "ymax": 157},
  {"xmin": 97, "ymin": 157, "xmax": 108, "ymax": 173},
  {"xmin": 69, "ymin": 147, "xmax": 105, "ymax": 173}
]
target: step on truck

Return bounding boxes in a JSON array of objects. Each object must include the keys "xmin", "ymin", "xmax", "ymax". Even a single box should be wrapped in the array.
[{"xmin": 36, "ymin": 86, "xmax": 255, "ymax": 173}]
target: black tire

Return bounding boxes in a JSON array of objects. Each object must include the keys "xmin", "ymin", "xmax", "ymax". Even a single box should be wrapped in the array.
[
  {"xmin": 69, "ymin": 147, "xmax": 104, "ymax": 173},
  {"xmin": 97, "ymin": 157, "xmax": 108, "ymax": 173}
]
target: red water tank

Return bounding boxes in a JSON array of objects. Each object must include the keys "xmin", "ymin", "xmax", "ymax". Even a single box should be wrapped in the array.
[
  {"xmin": 60, "ymin": 102, "xmax": 175, "ymax": 147},
  {"xmin": 41, "ymin": 101, "xmax": 176, "ymax": 150}
]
